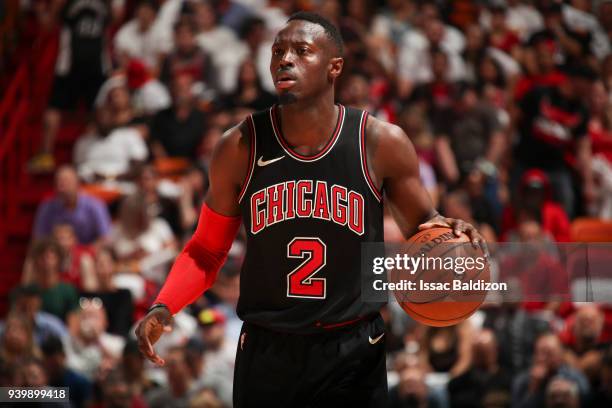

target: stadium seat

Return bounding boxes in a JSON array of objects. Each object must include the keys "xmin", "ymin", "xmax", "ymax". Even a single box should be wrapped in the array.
[
  {"xmin": 81, "ymin": 184, "xmax": 122, "ymax": 204},
  {"xmin": 570, "ymin": 218, "xmax": 612, "ymax": 242},
  {"xmin": 154, "ymin": 157, "xmax": 190, "ymax": 179}
]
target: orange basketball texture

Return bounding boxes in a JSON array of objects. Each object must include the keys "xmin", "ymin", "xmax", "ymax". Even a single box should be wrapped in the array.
[{"xmin": 391, "ymin": 227, "xmax": 490, "ymax": 327}]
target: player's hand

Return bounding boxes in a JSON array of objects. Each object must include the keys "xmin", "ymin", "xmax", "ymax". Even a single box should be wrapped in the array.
[
  {"xmin": 418, "ymin": 215, "xmax": 488, "ymax": 255},
  {"xmin": 135, "ymin": 306, "xmax": 173, "ymax": 366}
]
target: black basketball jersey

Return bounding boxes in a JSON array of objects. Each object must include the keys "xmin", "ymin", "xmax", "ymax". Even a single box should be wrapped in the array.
[
  {"xmin": 237, "ymin": 104, "xmax": 384, "ymax": 333},
  {"xmin": 56, "ymin": 0, "xmax": 110, "ymax": 74}
]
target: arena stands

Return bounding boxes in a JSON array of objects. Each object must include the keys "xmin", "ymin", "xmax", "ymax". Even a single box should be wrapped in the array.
[{"xmin": 1, "ymin": 1, "xmax": 612, "ymax": 407}]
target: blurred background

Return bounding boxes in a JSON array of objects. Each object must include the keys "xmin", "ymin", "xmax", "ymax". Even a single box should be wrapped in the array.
[{"xmin": 1, "ymin": 0, "xmax": 612, "ymax": 407}]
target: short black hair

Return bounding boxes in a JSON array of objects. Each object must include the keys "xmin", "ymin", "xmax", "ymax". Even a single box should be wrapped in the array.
[
  {"xmin": 9, "ymin": 284, "xmax": 41, "ymax": 304},
  {"xmin": 239, "ymin": 16, "xmax": 265, "ymax": 40},
  {"xmin": 287, "ymin": 12, "xmax": 344, "ymax": 56}
]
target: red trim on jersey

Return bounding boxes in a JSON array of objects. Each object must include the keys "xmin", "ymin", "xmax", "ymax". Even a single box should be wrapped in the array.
[
  {"xmin": 360, "ymin": 112, "xmax": 383, "ymax": 201},
  {"xmin": 320, "ymin": 316, "xmax": 364, "ymax": 329},
  {"xmin": 238, "ymin": 116, "xmax": 256, "ymax": 203},
  {"xmin": 271, "ymin": 104, "xmax": 344, "ymax": 161}
]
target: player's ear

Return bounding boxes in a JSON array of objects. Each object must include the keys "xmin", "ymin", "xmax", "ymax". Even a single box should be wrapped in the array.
[{"xmin": 329, "ymin": 57, "xmax": 343, "ymax": 80}]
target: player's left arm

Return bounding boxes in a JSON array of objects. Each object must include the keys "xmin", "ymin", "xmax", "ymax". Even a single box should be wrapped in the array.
[{"xmin": 365, "ymin": 115, "xmax": 486, "ymax": 249}]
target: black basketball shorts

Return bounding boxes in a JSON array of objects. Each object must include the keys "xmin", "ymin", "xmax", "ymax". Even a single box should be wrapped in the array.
[
  {"xmin": 233, "ymin": 313, "xmax": 388, "ymax": 407},
  {"xmin": 48, "ymin": 70, "xmax": 105, "ymax": 111}
]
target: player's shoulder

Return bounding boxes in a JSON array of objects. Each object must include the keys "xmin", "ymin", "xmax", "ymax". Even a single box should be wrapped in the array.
[
  {"xmin": 209, "ymin": 119, "xmax": 253, "ymax": 186},
  {"xmin": 217, "ymin": 119, "xmax": 252, "ymax": 155},
  {"xmin": 364, "ymin": 112, "xmax": 410, "ymax": 149},
  {"xmin": 362, "ymin": 111, "xmax": 418, "ymax": 177}
]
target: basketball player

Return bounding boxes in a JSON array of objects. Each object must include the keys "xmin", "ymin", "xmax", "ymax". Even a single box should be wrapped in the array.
[{"xmin": 136, "ymin": 12, "xmax": 485, "ymax": 407}]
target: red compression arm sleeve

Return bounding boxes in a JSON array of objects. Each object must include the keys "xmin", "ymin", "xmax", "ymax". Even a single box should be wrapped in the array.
[{"xmin": 154, "ymin": 203, "xmax": 241, "ymax": 314}]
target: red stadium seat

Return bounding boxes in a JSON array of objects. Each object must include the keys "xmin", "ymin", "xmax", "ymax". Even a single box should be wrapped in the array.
[
  {"xmin": 154, "ymin": 157, "xmax": 190, "ymax": 179},
  {"xmin": 570, "ymin": 218, "xmax": 612, "ymax": 242},
  {"xmin": 80, "ymin": 184, "xmax": 122, "ymax": 204}
]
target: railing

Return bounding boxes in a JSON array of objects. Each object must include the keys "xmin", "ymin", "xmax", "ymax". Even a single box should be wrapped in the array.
[
  {"xmin": 0, "ymin": 62, "xmax": 30, "ymax": 245},
  {"xmin": 0, "ymin": 1, "xmax": 20, "ymax": 71},
  {"xmin": 0, "ymin": 24, "xmax": 58, "ymax": 245}
]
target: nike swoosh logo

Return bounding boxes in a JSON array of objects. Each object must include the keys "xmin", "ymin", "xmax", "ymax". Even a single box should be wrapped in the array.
[
  {"xmin": 257, "ymin": 155, "xmax": 285, "ymax": 167},
  {"xmin": 368, "ymin": 333, "xmax": 385, "ymax": 345}
]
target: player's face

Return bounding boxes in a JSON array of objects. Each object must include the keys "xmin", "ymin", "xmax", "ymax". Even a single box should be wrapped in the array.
[{"xmin": 270, "ymin": 21, "xmax": 342, "ymax": 104}]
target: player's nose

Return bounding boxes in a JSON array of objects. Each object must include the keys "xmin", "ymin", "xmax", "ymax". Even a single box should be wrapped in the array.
[{"xmin": 279, "ymin": 50, "xmax": 296, "ymax": 68}]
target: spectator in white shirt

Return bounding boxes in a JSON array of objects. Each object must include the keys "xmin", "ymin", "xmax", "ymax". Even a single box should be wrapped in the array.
[
  {"xmin": 126, "ymin": 60, "xmax": 171, "ymax": 117},
  {"xmin": 480, "ymin": 0, "xmax": 544, "ymax": 41},
  {"xmin": 64, "ymin": 298, "xmax": 125, "ymax": 380},
  {"xmin": 73, "ymin": 107, "xmax": 148, "ymax": 182},
  {"xmin": 236, "ymin": 16, "xmax": 275, "ymax": 92},
  {"xmin": 95, "ymin": 67, "xmax": 170, "ymax": 120},
  {"xmin": 110, "ymin": 193, "xmax": 177, "ymax": 280},
  {"xmin": 193, "ymin": 0, "xmax": 245, "ymax": 93},
  {"xmin": 397, "ymin": 5, "xmax": 466, "ymax": 98},
  {"xmin": 114, "ymin": 0, "xmax": 171, "ymax": 71},
  {"xmin": 257, "ymin": 0, "xmax": 292, "ymax": 39},
  {"xmin": 563, "ymin": 0, "xmax": 611, "ymax": 59},
  {"xmin": 94, "ymin": 75, "xmax": 135, "ymax": 128},
  {"xmin": 156, "ymin": 0, "xmax": 185, "ymax": 42}
]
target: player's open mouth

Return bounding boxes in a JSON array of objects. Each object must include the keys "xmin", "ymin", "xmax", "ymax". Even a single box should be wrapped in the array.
[{"xmin": 275, "ymin": 74, "xmax": 297, "ymax": 89}]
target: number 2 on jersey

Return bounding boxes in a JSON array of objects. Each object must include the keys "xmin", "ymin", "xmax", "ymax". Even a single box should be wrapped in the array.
[{"xmin": 286, "ymin": 237, "xmax": 326, "ymax": 299}]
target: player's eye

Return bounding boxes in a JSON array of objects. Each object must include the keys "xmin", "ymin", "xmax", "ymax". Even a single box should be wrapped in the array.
[
  {"xmin": 297, "ymin": 47, "xmax": 309, "ymax": 55},
  {"xmin": 273, "ymin": 48, "xmax": 284, "ymax": 56}
]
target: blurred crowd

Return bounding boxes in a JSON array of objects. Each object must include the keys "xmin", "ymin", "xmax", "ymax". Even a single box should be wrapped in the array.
[{"xmin": 2, "ymin": 0, "xmax": 612, "ymax": 407}]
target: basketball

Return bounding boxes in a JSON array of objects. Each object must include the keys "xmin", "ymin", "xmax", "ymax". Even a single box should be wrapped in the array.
[{"xmin": 390, "ymin": 227, "xmax": 490, "ymax": 327}]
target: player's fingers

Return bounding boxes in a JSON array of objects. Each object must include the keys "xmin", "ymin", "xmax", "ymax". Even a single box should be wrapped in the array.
[
  {"xmin": 136, "ymin": 329, "xmax": 155, "ymax": 360},
  {"xmin": 452, "ymin": 220, "xmax": 467, "ymax": 237},
  {"xmin": 163, "ymin": 325, "xmax": 173, "ymax": 333},
  {"xmin": 418, "ymin": 221, "xmax": 451, "ymax": 230},
  {"xmin": 136, "ymin": 319, "xmax": 163, "ymax": 362},
  {"xmin": 481, "ymin": 239, "xmax": 491, "ymax": 260},
  {"xmin": 417, "ymin": 222, "xmax": 433, "ymax": 230},
  {"xmin": 151, "ymin": 353, "xmax": 166, "ymax": 367},
  {"xmin": 137, "ymin": 329, "xmax": 165, "ymax": 366},
  {"xmin": 471, "ymin": 236, "xmax": 481, "ymax": 250},
  {"xmin": 464, "ymin": 226, "xmax": 480, "ymax": 248}
]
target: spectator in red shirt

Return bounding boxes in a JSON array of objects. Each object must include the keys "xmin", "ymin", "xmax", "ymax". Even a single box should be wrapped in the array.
[
  {"xmin": 514, "ymin": 67, "xmax": 593, "ymax": 217},
  {"xmin": 488, "ymin": 5, "xmax": 521, "ymax": 58},
  {"xmin": 514, "ymin": 33, "xmax": 565, "ymax": 101},
  {"xmin": 502, "ymin": 169, "xmax": 570, "ymax": 242},
  {"xmin": 52, "ymin": 223, "xmax": 96, "ymax": 291},
  {"xmin": 23, "ymin": 223, "xmax": 96, "ymax": 291}
]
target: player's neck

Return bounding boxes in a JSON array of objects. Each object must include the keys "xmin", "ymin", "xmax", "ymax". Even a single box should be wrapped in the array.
[{"xmin": 278, "ymin": 96, "xmax": 338, "ymax": 148}]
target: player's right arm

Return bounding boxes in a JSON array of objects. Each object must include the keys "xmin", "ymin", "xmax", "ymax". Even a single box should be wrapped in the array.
[{"xmin": 135, "ymin": 121, "xmax": 251, "ymax": 366}]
